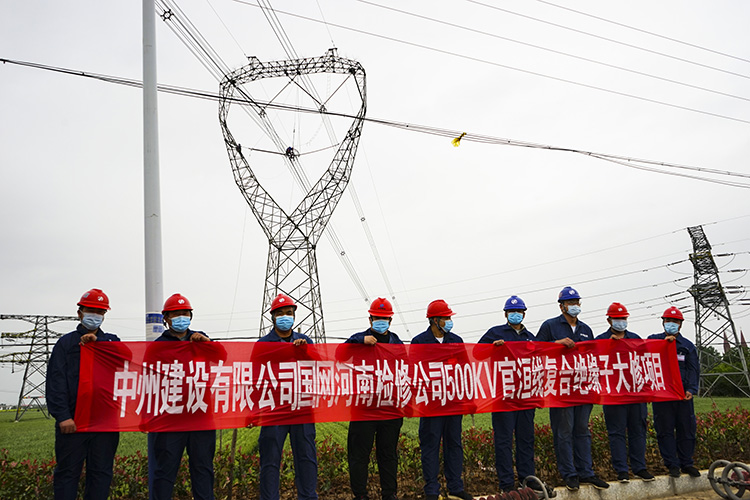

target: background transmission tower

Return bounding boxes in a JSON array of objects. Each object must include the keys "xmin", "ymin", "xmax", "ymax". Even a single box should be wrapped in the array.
[
  {"xmin": 687, "ymin": 225, "xmax": 750, "ymax": 397},
  {"xmin": 219, "ymin": 49, "xmax": 366, "ymax": 343},
  {"xmin": 0, "ymin": 315, "xmax": 77, "ymax": 421}
]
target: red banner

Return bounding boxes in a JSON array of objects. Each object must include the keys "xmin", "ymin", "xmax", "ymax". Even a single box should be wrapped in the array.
[{"xmin": 75, "ymin": 339, "xmax": 684, "ymax": 432}]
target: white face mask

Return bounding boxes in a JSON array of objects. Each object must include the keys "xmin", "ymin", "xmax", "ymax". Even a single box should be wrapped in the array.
[
  {"xmin": 82, "ymin": 313, "xmax": 104, "ymax": 331},
  {"xmin": 566, "ymin": 305, "xmax": 581, "ymax": 317},
  {"xmin": 611, "ymin": 319, "xmax": 627, "ymax": 332}
]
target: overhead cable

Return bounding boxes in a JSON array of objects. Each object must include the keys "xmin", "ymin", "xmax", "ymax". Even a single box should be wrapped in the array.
[
  {"xmin": 3, "ymin": 57, "xmax": 749, "ymax": 189},
  {"xmin": 536, "ymin": 0, "xmax": 750, "ymax": 65},
  {"xmin": 466, "ymin": 0, "xmax": 750, "ymax": 81},
  {"xmin": 357, "ymin": 0, "xmax": 750, "ymax": 103},
  {"xmin": 231, "ymin": 0, "xmax": 750, "ymax": 126}
]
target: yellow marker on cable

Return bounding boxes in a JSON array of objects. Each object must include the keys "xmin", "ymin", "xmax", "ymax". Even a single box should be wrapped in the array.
[{"xmin": 451, "ymin": 132, "xmax": 466, "ymax": 147}]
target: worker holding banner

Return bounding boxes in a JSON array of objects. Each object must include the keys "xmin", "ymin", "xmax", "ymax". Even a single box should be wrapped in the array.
[
  {"xmin": 648, "ymin": 306, "xmax": 701, "ymax": 479},
  {"xmin": 344, "ymin": 297, "xmax": 405, "ymax": 500},
  {"xmin": 257, "ymin": 293, "xmax": 319, "ymax": 500},
  {"xmin": 47, "ymin": 288, "xmax": 120, "ymax": 500},
  {"xmin": 478, "ymin": 295, "xmax": 543, "ymax": 495},
  {"xmin": 537, "ymin": 287, "xmax": 609, "ymax": 491},
  {"xmin": 148, "ymin": 293, "xmax": 216, "ymax": 500},
  {"xmin": 595, "ymin": 303, "xmax": 654, "ymax": 483},
  {"xmin": 412, "ymin": 300, "xmax": 473, "ymax": 500}
]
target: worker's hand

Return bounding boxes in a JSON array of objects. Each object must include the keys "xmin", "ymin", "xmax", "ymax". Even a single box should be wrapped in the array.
[
  {"xmin": 364, "ymin": 335, "xmax": 377, "ymax": 345},
  {"xmin": 493, "ymin": 339, "xmax": 505, "ymax": 346},
  {"xmin": 556, "ymin": 338, "xmax": 575, "ymax": 349},
  {"xmin": 80, "ymin": 333, "xmax": 97, "ymax": 345},
  {"xmin": 190, "ymin": 332, "xmax": 210, "ymax": 342},
  {"xmin": 684, "ymin": 391, "xmax": 693, "ymax": 401},
  {"xmin": 665, "ymin": 335, "xmax": 676, "ymax": 342},
  {"xmin": 610, "ymin": 334, "xmax": 620, "ymax": 340},
  {"xmin": 59, "ymin": 418, "xmax": 76, "ymax": 434},
  {"xmin": 292, "ymin": 338, "xmax": 307, "ymax": 346}
]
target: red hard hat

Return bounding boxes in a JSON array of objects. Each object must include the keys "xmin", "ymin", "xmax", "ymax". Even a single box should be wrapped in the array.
[
  {"xmin": 77, "ymin": 288, "xmax": 110, "ymax": 311},
  {"xmin": 606, "ymin": 302, "xmax": 629, "ymax": 318},
  {"xmin": 270, "ymin": 293, "xmax": 297, "ymax": 313},
  {"xmin": 662, "ymin": 306, "xmax": 684, "ymax": 321},
  {"xmin": 368, "ymin": 297, "xmax": 394, "ymax": 318},
  {"xmin": 426, "ymin": 299, "xmax": 454, "ymax": 318},
  {"xmin": 162, "ymin": 293, "xmax": 193, "ymax": 313}
]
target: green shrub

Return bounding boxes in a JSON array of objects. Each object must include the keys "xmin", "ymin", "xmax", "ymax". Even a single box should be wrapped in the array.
[{"xmin": 3, "ymin": 406, "xmax": 750, "ymax": 499}]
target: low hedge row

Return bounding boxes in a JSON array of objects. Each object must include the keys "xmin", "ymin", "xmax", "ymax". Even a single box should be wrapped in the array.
[{"xmin": 2, "ymin": 406, "xmax": 748, "ymax": 499}]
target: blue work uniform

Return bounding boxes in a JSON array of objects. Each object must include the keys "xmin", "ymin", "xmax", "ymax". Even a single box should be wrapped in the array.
[
  {"xmin": 257, "ymin": 328, "xmax": 318, "ymax": 500},
  {"xmin": 47, "ymin": 323, "xmax": 121, "ymax": 500},
  {"xmin": 479, "ymin": 324, "xmax": 536, "ymax": 491},
  {"xmin": 412, "ymin": 328, "xmax": 467, "ymax": 497},
  {"xmin": 647, "ymin": 332, "xmax": 700, "ymax": 469},
  {"xmin": 345, "ymin": 328, "xmax": 404, "ymax": 500},
  {"xmin": 595, "ymin": 330, "xmax": 648, "ymax": 475},
  {"xmin": 148, "ymin": 329, "xmax": 216, "ymax": 500},
  {"xmin": 537, "ymin": 314, "xmax": 595, "ymax": 480}
]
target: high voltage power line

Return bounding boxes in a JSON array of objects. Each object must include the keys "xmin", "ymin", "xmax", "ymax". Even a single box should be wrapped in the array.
[
  {"xmin": 466, "ymin": 0, "xmax": 750, "ymax": 80},
  {"xmin": 231, "ymin": 0, "xmax": 750, "ymax": 126},
  {"xmin": 355, "ymin": 0, "xmax": 750, "ymax": 103},
  {"xmin": 2, "ymin": 58, "xmax": 748, "ymax": 189},
  {"xmin": 536, "ymin": 0, "xmax": 750, "ymax": 65}
]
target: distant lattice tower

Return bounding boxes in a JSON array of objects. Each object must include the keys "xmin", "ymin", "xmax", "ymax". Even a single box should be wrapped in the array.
[
  {"xmin": 0, "ymin": 315, "xmax": 77, "ymax": 421},
  {"xmin": 687, "ymin": 226, "xmax": 750, "ymax": 397},
  {"xmin": 219, "ymin": 49, "xmax": 366, "ymax": 343}
]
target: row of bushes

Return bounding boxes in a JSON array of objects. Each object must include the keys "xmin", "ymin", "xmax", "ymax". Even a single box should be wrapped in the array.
[{"xmin": 2, "ymin": 406, "xmax": 748, "ymax": 500}]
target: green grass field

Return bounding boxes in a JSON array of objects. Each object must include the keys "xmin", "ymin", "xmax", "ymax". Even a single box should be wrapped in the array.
[{"xmin": 2, "ymin": 397, "xmax": 748, "ymax": 460}]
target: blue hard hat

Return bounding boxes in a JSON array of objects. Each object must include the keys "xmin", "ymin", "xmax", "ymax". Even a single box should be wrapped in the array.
[
  {"xmin": 558, "ymin": 286, "xmax": 581, "ymax": 302},
  {"xmin": 504, "ymin": 295, "xmax": 527, "ymax": 311}
]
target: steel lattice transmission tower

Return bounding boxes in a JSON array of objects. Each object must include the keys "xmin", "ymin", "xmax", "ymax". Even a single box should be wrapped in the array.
[
  {"xmin": 219, "ymin": 49, "xmax": 366, "ymax": 343},
  {"xmin": 0, "ymin": 315, "xmax": 77, "ymax": 421},
  {"xmin": 687, "ymin": 226, "xmax": 750, "ymax": 397}
]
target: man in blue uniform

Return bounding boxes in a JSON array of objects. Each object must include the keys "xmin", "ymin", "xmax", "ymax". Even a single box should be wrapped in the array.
[
  {"xmin": 537, "ymin": 286, "xmax": 608, "ymax": 491},
  {"xmin": 344, "ymin": 297, "xmax": 404, "ymax": 500},
  {"xmin": 47, "ymin": 288, "xmax": 120, "ymax": 500},
  {"xmin": 257, "ymin": 293, "xmax": 318, "ymax": 500},
  {"xmin": 148, "ymin": 293, "xmax": 216, "ymax": 500},
  {"xmin": 411, "ymin": 300, "xmax": 473, "ymax": 500},
  {"xmin": 595, "ymin": 303, "xmax": 654, "ymax": 483},
  {"xmin": 648, "ymin": 306, "xmax": 700, "ymax": 478},
  {"xmin": 478, "ymin": 295, "xmax": 540, "ymax": 494}
]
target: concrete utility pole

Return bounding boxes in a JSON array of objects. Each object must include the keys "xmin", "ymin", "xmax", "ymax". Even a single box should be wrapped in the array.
[{"xmin": 143, "ymin": 0, "xmax": 164, "ymax": 340}]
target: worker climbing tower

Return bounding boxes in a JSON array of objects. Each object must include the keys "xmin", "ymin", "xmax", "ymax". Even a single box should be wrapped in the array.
[
  {"xmin": 0, "ymin": 315, "xmax": 77, "ymax": 421},
  {"xmin": 687, "ymin": 225, "xmax": 750, "ymax": 396},
  {"xmin": 219, "ymin": 49, "xmax": 366, "ymax": 343}
]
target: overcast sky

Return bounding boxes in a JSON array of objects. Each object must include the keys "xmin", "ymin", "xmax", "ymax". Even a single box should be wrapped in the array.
[{"xmin": 1, "ymin": 0, "xmax": 749, "ymax": 404}]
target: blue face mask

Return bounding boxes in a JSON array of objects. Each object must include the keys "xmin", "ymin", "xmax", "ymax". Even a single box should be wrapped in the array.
[
  {"xmin": 611, "ymin": 319, "xmax": 628, "ymax": 332},
  {"xmin": 275, "ymin": 315, "xmax": 294, "ymax": 332},
  {"xmin": 371, "ymin": 319, "xmax": 390, "ymax": 334},
  {"xmin": 507, "ymin": 312, "xmax": 524, "ymax": 325},
  {"xmin": 664, "ymin": 322, "xmax": 679, "ymax": 335},
  {"xmin": 81, "ymin": 313, "xmax": 104, "ymax": 331},
  {"xmin": 441, "ymin": 319, "xmax": 454, "ymax": 333},
  {"xmin": 171, "ymin": 316, "xmax": 191, "ymax": 333},
  {"xmin": 566, "ymin": 305, "xmax": 582, "ymax": 317}
]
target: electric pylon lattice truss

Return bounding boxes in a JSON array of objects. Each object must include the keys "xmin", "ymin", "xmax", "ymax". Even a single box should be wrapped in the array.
[
  {"xmin": 687, "ymin": 226, "xmax": 750, "ymax": 397},
  {"xmin": 0, "ymin": 315, "xmax": 77, "ymax": 421},
  {"xmin": 219, "ymin": 49, "xmax": 366, "ymax": 343}
]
